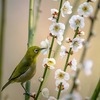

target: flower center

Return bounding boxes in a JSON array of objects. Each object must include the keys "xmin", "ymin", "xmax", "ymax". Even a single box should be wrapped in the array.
[
  {"xmin": 82, "ymin": 6, "xmax": 88, "ymax": 12},
  {"xmin": 63, "ymin": 6, "xmax": 68, "ymax": 11},
  {"xmin": 75, "ymin": 19, "xmax": 80, "ymax": 25},
  {"xmin": 58, "ymin": 73, "xmax": 64, "ymax": 79},
  {"xmin": 73, "ymin": 41, "xmax": 79, "ymax": 47},
  {"xmin": 48, "ymin": 60, "xmax": 54, "ymax": 65},
  {"xmin": 54, "ymin": 25, "xmax": 60, "ymax": 32}
]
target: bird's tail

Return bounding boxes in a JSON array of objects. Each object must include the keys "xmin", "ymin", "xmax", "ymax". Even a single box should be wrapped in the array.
[{"xmin": 1, "ymin": 81, "xmax": 12, "ymax": 91}]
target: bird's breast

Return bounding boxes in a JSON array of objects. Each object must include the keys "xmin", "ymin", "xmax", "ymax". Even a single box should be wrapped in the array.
[{"xmin": 16, "ymin": 64, "xmax": 36, "ymax": 83}]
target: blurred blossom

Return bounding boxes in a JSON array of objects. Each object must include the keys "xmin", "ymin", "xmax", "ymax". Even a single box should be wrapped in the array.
[
  {"xmin": 48, "ymin": 96, "xmax": 57, "ymax": 100},
  {"xmin": 66, "ymin": 37, "xmax": 72, "ymax": 43},
  {"xmin": 69, "ymin": 15, "xmax": 85, "ymax": 30},
  {"xmin": 41, "ymin": 39, "xmax": 50, "ymax": 55},
  {"xmin": 61, "ymin": 91, "xmax": 82, "ymax": 100},
  {"xmin": 53, "ymin": 0, "xmax": 60, "ymax": 1},
  {"xmin": 42, "ymin": 88, "xmax": 49, "ymax": 98},
  {"xmin": 49, "ymin": 23, "xmax": 65, "ymax": 36},
  {"xmin": 38, "ymin": 77, "xmax": 43, "ymax": 82},
  {"xmin": 48, "ymin": 9, "xmax": 58, "ymax": 22},
  {"xmin": 75, "ymin": 79, "xmax": 80, "ymax": 85},
  {"xmin": 83, "ymin": 60, "xmax": 93, "ymax": 76},
  {"xmin": 55, "ymin": 80, "xmax": 69, "ymax": 92},
  {"xmin": 91, "ymin": 0, "xmax": 96, "ymax": 2},
  {"xmin": 42, "ymin": 58, "xmax": 56, "ymax": 69},
  {"xmin": 61, "ymin": 1, "xmax": 72, "ymax": 17},
  {"xmin": 60, "ymin": 45, "xmax": 67, "ymax": 58},
  {"xmin": 55, "ymin": 69, "xmax": 70, "ymax": 81},
  {"xmin": 57, "ymin": 34, "xmax": 63, "ymax": 45},
  {"xmin": 78, "ymin": 31, "xmax": 85, "ymax": 37},
  {"xmin": 78, "ymin": 2, "xmax": 93, "ymax": 17},
  {"xmin": 85, "ymin": 97, "xmax": 90, "ymax": 100},
  {"xmin": 69, "ymin": 58, "xmax": 77, "ymax": 71},
  {"xmin": 70, "ymin": 37, "xmax": 84, "ymax": 52}
]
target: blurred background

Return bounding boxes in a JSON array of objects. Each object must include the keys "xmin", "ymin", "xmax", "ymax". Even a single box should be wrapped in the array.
[{"xmin": 0, "ymin": 0, "xmax": 100, "ymax": 100}]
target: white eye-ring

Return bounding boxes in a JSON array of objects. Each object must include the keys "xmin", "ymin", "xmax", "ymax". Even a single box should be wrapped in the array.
[{"xmin": 34, "ymin": 49, "xmax": 38, "ymax": 53}]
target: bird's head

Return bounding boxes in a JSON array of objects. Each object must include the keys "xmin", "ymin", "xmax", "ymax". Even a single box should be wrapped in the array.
[{"xmin": 26, "ymin": 46, "xmax": 45, "ymax": 58}]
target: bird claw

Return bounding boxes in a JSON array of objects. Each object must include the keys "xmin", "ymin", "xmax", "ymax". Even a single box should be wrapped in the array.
[
  {"xmin": 23, "ymin": 92, "xmax": 35, "ymax": 98},
  {"xmin": 23, "ymin": 92, "xmax": 31, "ymax": 96}
]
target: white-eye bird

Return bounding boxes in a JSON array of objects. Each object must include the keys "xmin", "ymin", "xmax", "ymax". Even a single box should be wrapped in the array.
[{"xmin": 1, "ymin": 46, "xmax": 45, "ymax": 93}]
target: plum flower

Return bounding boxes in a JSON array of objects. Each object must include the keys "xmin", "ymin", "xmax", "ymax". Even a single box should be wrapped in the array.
[
  {"xmin": 69, "ymin": 58, "xmax": 77, "ymax": 71},
  {"xmin": 56, "ymin": 34, "xmax": 63, "ymax": 45},
  {"xmin": 49, "ymin": 22, "xmax": 65, "ymax": 36},
  {"xmin": 83, "ymin": 60, "xmax": 93, "ymax": 76},
  {"xmin": 77, "ymin": 2, "xmax": 93, "ymax": 17},
  {"xmin": 70, "ymin": 37, "xmax": 84, "ymax": 52},
  {"xmin": 56, "ymin": 80, "xmax": 69, "ymax": 92},
  {"xmin": 89, "ymin": 0, "xmax": 96, "ymax": 2},
  {"xmin": 66, "ymin": 37, "xmax": 72, "ymax": 43},
  {"xmin": 53, "ymin": 0, "xmax": 60, "ymax": 1},
  {"xmin": 61, "ymin": 1, "xmax": 72, "ymax": 17},
  {"xmin": 48, "ymin": 9, "xmax": 58, "ymax": 22},
  {"xmin": 55, "ymin": 69, "xmax": 70, "ymax": 81},
  {"xmin": 60, "ymin": 45, "xmax": 67, "ymax": 58},
  {"xmin": 40, "ymin": 39, "xmax": 50, "ymax": 55},
  {"xmin": 42, "ymin": 88, "xmax": 49, "ymax": 98},
  {"xmin": 69, "ymin": 15, "xmax": 85, "ymax": 30},
  {"xmin": 48, "ymin": 96, "xmax": 57, "ymax": 100},
  {"xmin": 61, "ymin": 91, "xmax": 82, "ymax": 100},
  {"xmin": 42, "ymin": 58, "xmax": 56, "ymax": 69}
]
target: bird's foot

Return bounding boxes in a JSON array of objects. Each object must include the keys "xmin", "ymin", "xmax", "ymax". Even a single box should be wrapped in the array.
[
  {"xmin": 23, "ymin": 92, "xmax": 31, "ymax": 96},
  {"xmin": 23, "ymin": 92, "xmax": 36, "ymax": 98}
]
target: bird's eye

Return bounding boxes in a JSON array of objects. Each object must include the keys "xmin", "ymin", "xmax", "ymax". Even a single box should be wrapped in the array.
[{"xmin": 34, "ymin": 49, "xmax": 38, "ymax": 53}]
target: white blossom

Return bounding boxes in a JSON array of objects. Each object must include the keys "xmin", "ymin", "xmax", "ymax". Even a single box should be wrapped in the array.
[
  {"xmin": 42, "ymin": 88, "xmax": 49, "ymax": 98},
  {"xmin": 49, "ymin": 23, "xmax": 65, "ymax": 36},
  {"xmin": 60, "ymin": 45, "xmax": 67, "ymax": 58},
  {"xmin": 79, "ymin": 31, "xmax": 85, "ymax": 36},
  {"xmin": 75, "ymin": 79, "xmax": 80, "ymax": 85},
  {"xmin": 61, "ymin": 1, "xmax": 72, "ymax": 17},
  {"xmin": 78, "ymin": 2, "xmax": 93, "ymax": 17},
  {"xmin": 83, "ymin": 60, "xmax": 93, "ymax": 75},
  {"xmin": 41, "ymin": 39, "xmax": 50, "ymax": 55},
  {"xmin": 48, "ymin": 96, "xmax": 57, "ymax": 100},
  {"xmin": 56, "ymin": 34, "xmax": 63, "ymax": 45},
  {"xmin": 69, "ymin": 15, "xmax": 85, "ymax": 30},
  {"xmin": 66, "ymin": 37, "xmax": 72, "ymax": 43},
  {"xmin": 61, "ymin": 91, "xmax": 82, "ymax": 100},
  {"xmin": 70, "ymin": 37, "xmax": 84, "ymax": 52},
  {"xmin": 55, "ymin": 69, "xmax": 70, "ymax": 81},
  {"xmin": 38, "ymin": 77, "xmax": 43, "ymax": 82},
  {"xmin": 91, "ymin": 0, "xmax": 96, "ymax": 2},
  {"xmin": 53, "ymin": 0, "xmax": 60, "ymax": 1},
  {"xmin": 42, "ymin": 58, "xmax": 56, "ymax": 69},
  {"xmin": 56, "ymin": 80, "xmax": 69, "ymax": 92},
  {"xmin": 48, "ymin": 9, "xmax": 58, "ymax": 22},
  {"xmin": 70, "ymin": 58, "xmax": 77, "ymax": 71}
]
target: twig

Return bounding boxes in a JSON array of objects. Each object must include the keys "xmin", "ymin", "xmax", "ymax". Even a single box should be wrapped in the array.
[
  {"xmin": 91, "ymin": 78, "xmax": 100, "ymax": 100},
  {"xmin": 56, "ymin": 27, "xmax": 79, "ymax": 99},
  {"xmin": 25, "ymin": 0, "xmax": 34, "ymax": 100},
  {"xmin": 70, "ymin": 0, "xmax": 100, "ymax": 94},
  {"xmin": 33, "ymin": 0, "xmax": 42, "ymax": 44},
  {"xmin": 35, "ymin": 0, "xmax": 63, "ymax": 99},
  {"xmin": 0, "ymin": 0, "xmax": 6, "ymax": 99},
  {"xmin": 53, "ymin": 0, "xmax": 80, "ymax": 59}
]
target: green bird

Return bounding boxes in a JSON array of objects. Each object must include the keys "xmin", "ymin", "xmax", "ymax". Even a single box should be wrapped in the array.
[{"xmin": 1, "ymin": 46, "xmax": 45, "ymax": 93}]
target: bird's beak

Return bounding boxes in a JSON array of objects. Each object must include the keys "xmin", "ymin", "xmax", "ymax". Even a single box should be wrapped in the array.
[{"xmin": 40, "ymin": 48, "xmax": 46, "ymax": 50}]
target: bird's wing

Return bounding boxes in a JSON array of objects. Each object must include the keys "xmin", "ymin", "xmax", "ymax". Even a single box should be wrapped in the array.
[{"xmin": 9, "ymin": 57, "xmax": 31, "ymax": 81}]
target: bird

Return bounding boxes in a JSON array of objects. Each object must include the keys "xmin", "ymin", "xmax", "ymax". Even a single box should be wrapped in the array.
[{"xmin": 1, "ymin": 46, "xmax": 45, "ymax": 94}]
